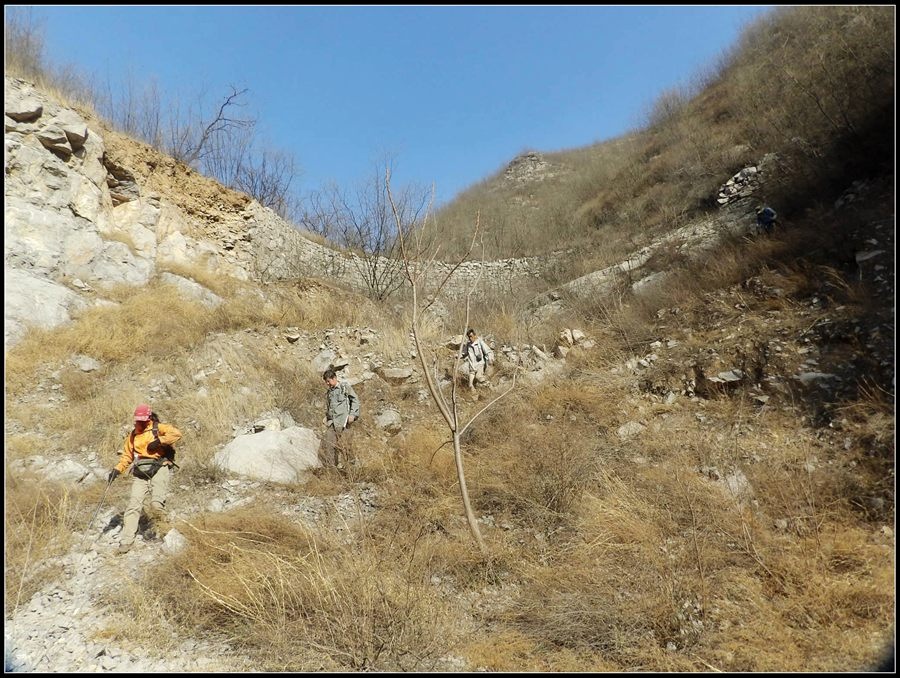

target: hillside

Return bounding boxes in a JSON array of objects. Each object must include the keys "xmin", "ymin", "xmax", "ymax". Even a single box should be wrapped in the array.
[
  {"xmin": 4, "ymin": 5, "xmax": 895, "ymax": 673},
  {"xmin": 434, "ymin": 6, "xmax": 894, "ymax": 267}
]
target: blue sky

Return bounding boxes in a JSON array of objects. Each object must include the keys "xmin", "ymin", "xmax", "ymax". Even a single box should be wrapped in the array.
[{"xmin": 27, "ymin": 5, "xmax": 770, "ymax": 205}]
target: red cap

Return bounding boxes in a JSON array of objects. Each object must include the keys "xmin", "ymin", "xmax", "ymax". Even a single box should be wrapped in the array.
[{"xmin": 133, "ymin": 404, "xmax": 152, "ymax": 421}]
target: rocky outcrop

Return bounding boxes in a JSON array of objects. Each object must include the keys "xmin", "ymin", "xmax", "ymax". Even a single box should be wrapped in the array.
[
  {"xmin": 502, "ymin": 151, "xmax": 558, "ymax": 186},
  {"xmin": 4, "ymin": 77, "xmax": 243, "ymax": 345},
  {"xmin": 715, "ymin": 153, "xmax": 780, "ymax": 223},
  {"xmin": 4, "ymin": 76, "xmax": 561, "ymax": 346},
  {"xmin": 529, "ymin": 213, "xmax": 749, "ymax": 318}
]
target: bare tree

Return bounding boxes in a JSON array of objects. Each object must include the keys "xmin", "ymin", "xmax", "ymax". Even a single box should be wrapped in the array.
[
  {"xmin": 234, "ymin": 148, "xmax": 302, "ymax": 221},
  {"xmin": 4, "ymin": 7, "xmax": 46, "ymax": 80},
  {"xmin": 194, "ymin": 117, "xmax": 303, "ymax": 221},
  {"xmin": 387, "ymin": 170, "xmax": 517, "ymax": 553},
  {"xmin": 200, "ymin": 120, "xmax": 255, "ymax": 190},
  {"xmin": 298, "ymin": 185, "xmax": 342, "ymax": 241},
  {"xmin": 164, "ymin": 85, "xmax": 256, "ymax": 167},
  {"xmin": 301, "ymin": 158, "xmax": 430, "ymax": 300}
]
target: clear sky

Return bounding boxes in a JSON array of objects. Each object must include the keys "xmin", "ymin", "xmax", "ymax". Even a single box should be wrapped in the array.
[{"xmin": 27, "ymin": 5, "xmax": 771, "ymax": 205}]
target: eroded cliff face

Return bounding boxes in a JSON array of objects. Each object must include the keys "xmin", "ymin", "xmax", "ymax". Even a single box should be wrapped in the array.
[
  {"xmin": 5, "ymin": 76, "xmax": 561, "ymax": 346},
  {"xmin": 3, "ymin": 76, "xmax": 317, "ymax": 345}
]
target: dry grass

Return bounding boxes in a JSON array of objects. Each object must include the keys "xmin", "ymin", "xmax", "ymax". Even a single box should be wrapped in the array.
[
  {"xmin": 5, "ymin": 275, "xmax": 382, "ymax": 402},
  {"xmin": 5, "ymin": 433, "xmax": 50, "ymax": 461},
  {"xmin": 136, "ymin": 508, "xmax": 460, "ymax": 671},
  {"xmin": 4, "ymin": 475, "xmax": 83, "ymax": 615},
  {"xmin": 4, "ymin": 6, "xmax": 893, "ymax": 672},
  {"xmin": 463, "ymin": 290, "xmax": 558, "ymax": 348},
  {"xmin": 488, "ymin": 438, "xmax": 894, "ymax": 671},
  {"xmin": 498, "ymin": 480, "xmax": 692, "ymax": 669},
  {"xmin": 462, "ymin": 384, "xmax": 611, "ymax": 529},
  {"xmin": 155, "ymin": 261, "xmax": 239, "ymax": 299},
  {"xmin": 376, "ymin": 427, "xmax": 463, "ymax": 528},
  {"xmin": 5, "ymin": 285, "xmax": 213, "ymax": 376},
  {"xmin": 463, "ymin": 629, "xmax": 619, "ymax": 672}
]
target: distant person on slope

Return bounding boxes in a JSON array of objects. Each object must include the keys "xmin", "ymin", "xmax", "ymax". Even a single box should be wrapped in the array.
[
  {"xmin": 107, "ymin": 404, "xmax": 182, "ymax": 554},
  {"xmin": 321, "ymin": 368, "xmax": 360, "ymax": 470},
  {"xmin": 460, "ymin": 328, "xmax": 495, "ymax": 392},
  {"xmin": 756, "ymin": 204, "xmax": 777, "ymax": 235}
]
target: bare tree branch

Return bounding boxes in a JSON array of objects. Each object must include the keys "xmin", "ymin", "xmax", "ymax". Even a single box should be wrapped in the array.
[
  {"xmin": 457, "ymin": 375, "xmax": 518, "ymax": 439},
  {"xmin": 388, "ymin": 173, "xmax": 516, "ymax": 554},
  {"xmin": 302, "ymin": 158, "xmax": 428, "ymax": 299},
  {"xmin": 181, "ymin": 86, "xmax": 255, "ymax": 166}
]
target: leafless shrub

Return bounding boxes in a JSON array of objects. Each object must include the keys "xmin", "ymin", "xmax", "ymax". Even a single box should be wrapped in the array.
[
  {"xmin": 644, "ymin": 86, "xmax": 691, "ymax": 128},
  {"xmin": 301, "ymin": 157, "xmax": 432, "ymax": 300},
  {"xmin": 4, "ymin": 7, "xmax": 45, "ymax": 80},
  {"xmin": 203, "ymin": 128, "xmax": 303, "ymax": 221}
]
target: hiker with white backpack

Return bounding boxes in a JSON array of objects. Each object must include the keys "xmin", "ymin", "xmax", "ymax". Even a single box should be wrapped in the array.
[{"xmin": 459, "ymin": 328, "xmax": 495, "ymax": 392}]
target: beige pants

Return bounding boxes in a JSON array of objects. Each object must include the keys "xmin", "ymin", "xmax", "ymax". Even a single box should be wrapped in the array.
[
  {"xmin": 120, "ymin": 467, "xmax": 171, "ymax": 546},
  {"xmin": 321, "ymin": 425, "xmax": 351, "ymax": 467},
  {"xmin": 467, "ymin": 361, "xmax": 487, "ymax": 389}
]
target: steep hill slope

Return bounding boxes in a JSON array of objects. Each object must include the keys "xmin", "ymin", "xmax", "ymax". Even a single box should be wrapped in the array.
[
  {"xmin": 4, "ymin": 6, "xmax": 894, "ymax": 672},
  {"xmin": 433, "ymin": 6, "xmax": 893, "ymax": 267},
  {"xmin": 6, "ymin": 140, "xmax": 894, "ymax": 672}
]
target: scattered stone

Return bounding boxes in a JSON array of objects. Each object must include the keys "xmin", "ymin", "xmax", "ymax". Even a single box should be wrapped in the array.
[
  {"xmin": 72, "ymin": 355, "xmax": 102, "ymax": 372},
  {"xmin": 617, "ymin": 421, "xmax": 646, "ymax": 439},
  {"xmin": 374, "ymin": 409, "xmax": 402, "ymax": 435},
  {"xmin": 376, "ymin": 366, "xmax": 414, "ymax": 383},
  {"xmin": 162, "ymin": 529, "xmax": 187, "ymax": 555}
]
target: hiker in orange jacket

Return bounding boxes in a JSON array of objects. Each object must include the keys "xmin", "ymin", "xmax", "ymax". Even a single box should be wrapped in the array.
[{"xmin": 107, "ymin": 404, "xmax": 182, "ymax": 553}]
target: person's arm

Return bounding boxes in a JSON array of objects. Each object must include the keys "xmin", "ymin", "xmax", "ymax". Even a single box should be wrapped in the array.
[
  {"xmin": 346, "ymin": 384, "xmax": 360, "ymax": 420},
  {"xmin": 114, "ymin": 435, "xmax": 135, "ymax": 474},
  {"xmin": 156, "ymin": 423, "xmax": 182, "ymax": 446},
  {"xmin": 481, "ymin": 339, "xmax": 494, "ymax": 364}
]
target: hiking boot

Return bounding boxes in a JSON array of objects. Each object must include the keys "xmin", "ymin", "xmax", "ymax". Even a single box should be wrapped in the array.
[{"xmin": 117, "ymin": 543, "xmax": 132, "ymax": 554}]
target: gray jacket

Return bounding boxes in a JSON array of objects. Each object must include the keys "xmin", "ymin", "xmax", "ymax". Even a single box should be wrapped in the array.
[
  {"xmin": 326, "ymin": 381, "xmax": 360, "ymax": 430},
  {"xmin": 460, "ymin": 337, "xmax": 494, "ymax": 369}
]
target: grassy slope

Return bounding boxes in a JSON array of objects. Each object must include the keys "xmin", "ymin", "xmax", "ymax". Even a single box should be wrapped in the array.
[
  {"xmin": 434, "ymin": 6, "xmax": 894, "ymax": 269},
  {"xmin": 5, "ymin": 4, "xmax": 894, "ymax": 673}
]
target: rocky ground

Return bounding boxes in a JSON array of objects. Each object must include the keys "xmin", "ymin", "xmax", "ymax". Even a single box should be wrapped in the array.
[
  {"xmin": 5, "ymin": 184, "xmax": 894, "ymax": 672},
  {"xmin": 3, "ymin": 313, "xmax": 592, "ymax": 671}
]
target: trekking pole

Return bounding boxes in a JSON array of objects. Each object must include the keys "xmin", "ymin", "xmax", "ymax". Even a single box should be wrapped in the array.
[
  {"xmin": 78, "ymin": 475, "xmax": 114, "ymax": 553},
  {"xmin": 88, "ymin": 476, "xmax": 114, "ymax": 532}
]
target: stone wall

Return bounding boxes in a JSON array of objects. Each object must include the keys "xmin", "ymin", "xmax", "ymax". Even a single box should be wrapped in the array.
[
  {"xmin": 4, "ymin": 77, "xmax": 561, "ymax": 344},
  {"xmin": 4, "ymin": 74, "xmax": 778, "ymax": 346}
]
